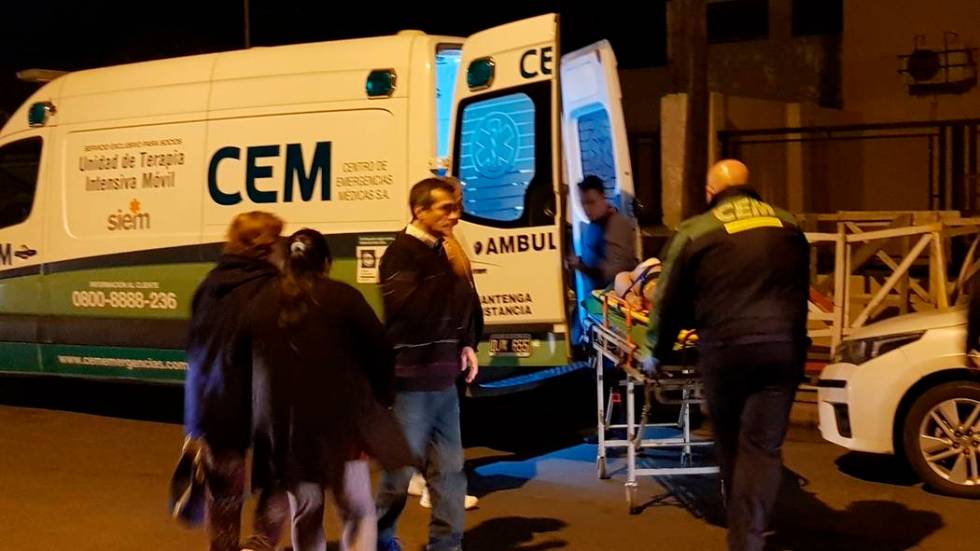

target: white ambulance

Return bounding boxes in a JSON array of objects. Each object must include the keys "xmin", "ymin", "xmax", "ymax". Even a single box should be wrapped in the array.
[{"xmin": 0, "ymin": 14, "xmax": 636, "ymax": 394}]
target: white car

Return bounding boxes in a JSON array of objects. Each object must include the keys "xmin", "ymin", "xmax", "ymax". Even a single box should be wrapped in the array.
[{"xmin": 818, "ymin": 307, "xmax": 980, "ymax": 498}]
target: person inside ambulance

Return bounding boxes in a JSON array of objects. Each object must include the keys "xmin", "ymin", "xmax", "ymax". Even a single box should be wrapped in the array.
[{"xmin": 566, "ymin": 175, "xmax": 638, "ymax": 292}]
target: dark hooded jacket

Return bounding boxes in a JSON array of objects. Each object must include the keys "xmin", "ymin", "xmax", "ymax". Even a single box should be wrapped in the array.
[
  {"xmin": 646, "ymin": 187, "xmax": 810, "ymax": 359},
  {"xmin": 184, "ymin": 254, "xmax": 278, "ymax": 452}
]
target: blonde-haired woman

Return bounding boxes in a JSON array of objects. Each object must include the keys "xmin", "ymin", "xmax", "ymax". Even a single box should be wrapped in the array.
[
  {"xmin": 185, "ymin": 211, "xmax": 287, "ymax": 551},
  {"xmin": 441, "ymin": 177, "xmax": 472, "ymax": 280}
]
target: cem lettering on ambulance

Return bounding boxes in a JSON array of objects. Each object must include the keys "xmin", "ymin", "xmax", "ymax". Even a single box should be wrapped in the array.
[
  {"xmin": 520, "ymin": 46, "xmax": 554, "ymax": 79},
  {"xmin": 208, "ymin": 142, "xmax": 332, "ymax": 205}
]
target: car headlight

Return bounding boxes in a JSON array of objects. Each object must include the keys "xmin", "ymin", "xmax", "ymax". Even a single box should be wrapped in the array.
[{"xmin": 834, "ymin": 331, "xmax": 925, "ymax": 365}]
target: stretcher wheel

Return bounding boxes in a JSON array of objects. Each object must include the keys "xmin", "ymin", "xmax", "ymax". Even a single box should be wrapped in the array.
[
  {"xmin": 597, "ymin": 457, "xmax": 610, "ymax": 480},
  {"xmin": 626, "ymin": 484, "xmax": 640, "ymax": 515}
]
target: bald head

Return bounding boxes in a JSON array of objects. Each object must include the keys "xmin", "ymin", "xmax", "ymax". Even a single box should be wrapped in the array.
[{"xmin": 706, "ymin": 159, "xmax": 749, "ymax": 203}]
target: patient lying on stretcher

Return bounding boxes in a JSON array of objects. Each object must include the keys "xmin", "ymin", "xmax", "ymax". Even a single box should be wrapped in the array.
[
  {"xmin": 591, "ymin": 257, "xmax": 697, "ymax": 354},
  {"xmin": 612, "ymin": 257, "xmax": 662, "ymax": 313}
]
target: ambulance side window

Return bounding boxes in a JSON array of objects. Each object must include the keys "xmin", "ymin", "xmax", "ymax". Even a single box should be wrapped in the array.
[
  {"xmin": 454, "ymin": 81, "xmax": 553, "ymax": 228},
  {"xmin": 0, "ymin": 137, "xmax": 42, "ymax": 229},
  {"xmin": 435, "ymin": 46, "xmax": 462, "ymax": 164}
]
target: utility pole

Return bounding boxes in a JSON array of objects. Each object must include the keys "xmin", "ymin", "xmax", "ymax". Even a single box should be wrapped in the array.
[
  {"xmin": 667, "ymin": 0, "xmax": 709, "ymax": 219},
  {"xmin": 244, "ymin": 0, "xmax": 252, "ymax": 48}
]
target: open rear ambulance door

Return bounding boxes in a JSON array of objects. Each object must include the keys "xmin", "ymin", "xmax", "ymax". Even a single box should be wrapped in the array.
[
  {"xmin": 449, "ymin": 14, "xmax": 570, "ymax": 382},
  {"xmin": 560, "ymin": 40, "xmax": 638, "ymax": 342}
]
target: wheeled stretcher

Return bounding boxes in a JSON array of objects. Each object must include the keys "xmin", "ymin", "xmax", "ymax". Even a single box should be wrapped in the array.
[{"xmin": 585, "ymin": 291, "xmax": 719, "ymax": 514}]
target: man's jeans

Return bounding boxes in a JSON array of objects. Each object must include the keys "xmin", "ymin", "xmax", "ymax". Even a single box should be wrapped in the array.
[{"xmin": 377, "ymin": 387, "xmax": 466, "ymax": 551}]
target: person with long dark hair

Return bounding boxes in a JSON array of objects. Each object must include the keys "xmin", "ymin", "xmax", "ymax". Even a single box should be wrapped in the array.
[{"xmin": 247, "ymin": 229, "xmax": 413, "ymax": 551}]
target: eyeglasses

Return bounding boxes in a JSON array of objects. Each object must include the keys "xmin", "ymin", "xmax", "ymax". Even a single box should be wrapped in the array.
[{"xmin": 431, "ymin": 202, "xmax": 462, "ymax": 215}]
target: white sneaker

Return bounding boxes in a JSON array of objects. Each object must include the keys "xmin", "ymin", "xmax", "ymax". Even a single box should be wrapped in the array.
[
  {"xmin": 407, "ymin": 472, "xmax": 426, "ymax": 496},
  {"xmin": 419, "ymin": 487, "xmax": 479, "ymax": 510}
]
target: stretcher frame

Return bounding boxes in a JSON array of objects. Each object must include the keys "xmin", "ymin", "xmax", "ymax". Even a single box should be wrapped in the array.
[{"xmin": 589, "ymin": 294, "xmax": 719, "ymax": 514}]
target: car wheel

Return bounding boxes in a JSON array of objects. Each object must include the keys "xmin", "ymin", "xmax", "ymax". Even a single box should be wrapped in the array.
[{"xmin": 902, "ymin": 381, "xmax": 980, "ymax": 498}]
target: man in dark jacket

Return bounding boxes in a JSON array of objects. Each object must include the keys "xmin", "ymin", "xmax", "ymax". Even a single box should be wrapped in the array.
[
  {"xmin": 644, "ymin": 160, "xmax": 810, "ymax": 551},
  {"xmin": 184, "ymin": 211, "xmax": 283, "ymax": 551},
  {"xmin": 376, "ymin": 178, "xmax": 482, "ymax": 551}
]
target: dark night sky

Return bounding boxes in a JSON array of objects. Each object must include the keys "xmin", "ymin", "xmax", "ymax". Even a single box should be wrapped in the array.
[{"xmin": 0, "ymin": 1, "xmax": 667, "ymax": 120}]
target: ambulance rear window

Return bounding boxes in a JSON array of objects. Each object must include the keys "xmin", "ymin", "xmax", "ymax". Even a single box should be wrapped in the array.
[
  {"xmin": 0, "ymin": 137, "xmax": 42, "ymax": 230},
  {"xmin": 453, "ymin": 81, "xmax": 553, "ymax": 228}
]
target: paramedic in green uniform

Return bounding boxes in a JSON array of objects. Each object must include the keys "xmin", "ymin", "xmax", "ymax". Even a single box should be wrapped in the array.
[{"xmin": 643, "ymin": 160, "xmax": 810, "ymax": 551}]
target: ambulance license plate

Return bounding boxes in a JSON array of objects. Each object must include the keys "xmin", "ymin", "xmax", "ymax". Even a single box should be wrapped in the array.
[{"xmin": 488, "ymin": 334, "xmax": 532, "ymax": 358}]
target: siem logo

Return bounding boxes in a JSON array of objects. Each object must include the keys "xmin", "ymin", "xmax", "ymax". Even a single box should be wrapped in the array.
[{"xmin": 107, "ymin": 199, "xmax": 151, "ymax": 231}]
